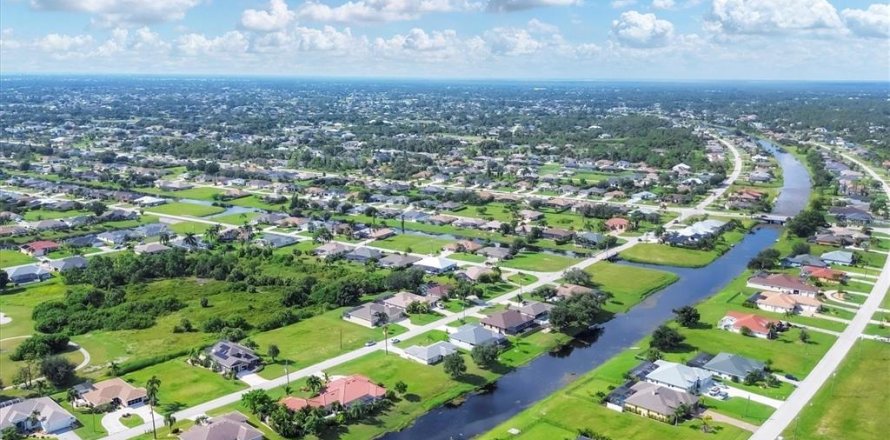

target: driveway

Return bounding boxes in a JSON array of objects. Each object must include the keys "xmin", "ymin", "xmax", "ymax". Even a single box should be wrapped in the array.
[
  {"xmin": 53, "ymin": 427, "xmax": 83, "ymax": 440},
  {"xmin": 101, "ymin": 404, "xmax": 156, "ymax": 434},
  {"xmin": 237, "ymin": 371, "xmax": 269, "ymax": 386},
  {"xmin": 724, "ymin": 385, "xmax": 784, "ymax": 409},
  {"xmin": 702, "ymin": 409, "xmax": 758, "ymax": 432}
]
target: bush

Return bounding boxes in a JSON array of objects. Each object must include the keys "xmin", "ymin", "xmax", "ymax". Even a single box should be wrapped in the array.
[{"xmin": 9, "ymin": 334, "xmax": 70, "ymax": 361}]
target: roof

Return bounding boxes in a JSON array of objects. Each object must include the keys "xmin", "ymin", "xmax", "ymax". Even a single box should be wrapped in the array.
[
  {"xmin": 702, "ymin": 353, "xmax": 765, "ymax": 378},
  {"xmin": 645, "ymin": 360, "xmax": 713, "ymax": 390},
  {"xmin": 378, "ymin": 253, "xmax": 421, "ymax": 267},
  {"xmin": 280, "ymin": 375, "xmax": 386, "ymax": 411},
  {"xmin": 606, "ymin": 217, "xmax": 629, "ymax": 226},
  {"xmin": 820, "ymin": 250, "xmax": 854, "ymax": 264},
  {"xmin": 518, "ymin": 301, "xmax": 554, "ymax": 317},
  {"xmin": 748, "ymin": 273, "xmax": 818, "ymax": 293},
  {"xmin": 756, "ymin": 291, "xmax": 822, "ymax": 309},
  {"xmin": 134, "ymin": 243, "xmax": 171, "ymax": 254},
  {"xmin": 415, "ymin": 256, "xmax": 457, "ymax": 271},
  {"xmin": 80, "ymin": 378, "xmax": 147, "ymax": 407},
  {"xmin": 346, "ymin": 303, "xmax": 403, "ymax": 323},
  {"xmin": 179, "ymin": 412, "xmax": 263, "ymax": 440},
  {"xmin": 461, "ymin": 266, "xmax": 497, "ymax": 281},
  {"xmin": 404, "ymin": 341, "xmax": 458, "ymax": 362},
  {"xmin": 722, "ymin": 311, "xmax": 777, "ymax": 335},
  {"xmin": 208, "ymin": 341, "xmax": 259, "ymax": 368},
  {"xmin": 384, "ymin": 291, "xmax": 434, "ymax": 309},
  {"xmin": 450, "ymin": 324, "xmax": 506, "ymax": 346},
  {"xmin": 623, "ymin": 382, "xmax": 698, "ymax": 416},
  {"xmin": 49, "ymin": 256, "xmax": 88, "ymax": 271},
  {"xmin": 555, "ymin": 283, "xmax": 594, "ymax": 298},
  {"xmin": 23, "ymin": 240, "xmax": 59, "ymax": 251},
  {"xmin": 481, "ymin": 309, "xmax": 534, "ymax": 330},
  {"xmin": 347, "ymin": 247, "xmax": 382, "ymax": 259},
  {"xmin": 0, "ymin": 397, "xmax": 74, "ymax": 432}
]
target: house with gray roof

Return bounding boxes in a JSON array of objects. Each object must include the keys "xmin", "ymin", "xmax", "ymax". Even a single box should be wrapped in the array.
[
  {"xmin": 48, "ymin": 255, "xmax": 88, "ymax": 272},
  {"xmin": 343, "ymin": 303, "xmax": 404, "ymax": 328},
  {"xmin": 179, "ymin": 411, "xmax": 263, "ymax": 440},
  {"xmin": 644, "ymin": 360, "xmax": 714, "ymax": 394},
  {"xmin": 205, "ymin": 341, "xmax": 261, "ymax": 375},
  {"xmin": 449, "ymin": 324, "xmax": 506, "ymax": 350},
  {"xmin": 0, "ymin": 397, "xmax": 77, "ymax": 434},
  {"xmin": 702, "ymin": 353, "xmax": 765, "ymax": 382},
  {"xmin": 345, "ymin": 247, "xmax": 383, "ymax": 262},
  {"xmin": 402, "ymin": 341, "xmax": 458, "ymax": 365},
  {"xmin": 6, "ymin": 265, "xmax": 52, "ymax": 284},
  {"xmin": 377, "ymin": 253, "xmax": 421, "ymax": 269},
  {"xmin": 820, "ymin": 250, "xmax": 854, "ymax": 266},
  {"xmin": 623, "ymin": 382, "xmax": 699, "ymax": 423}
]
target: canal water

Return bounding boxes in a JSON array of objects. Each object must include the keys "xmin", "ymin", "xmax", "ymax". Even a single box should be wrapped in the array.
[{"xmin": 382, "ymin": 139, "xmax": 811, "ymax": 440}]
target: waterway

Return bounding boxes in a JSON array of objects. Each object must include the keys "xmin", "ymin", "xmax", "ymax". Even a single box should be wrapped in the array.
[{"xmin": 382, "ymin": 138, "xmax": 811, "ymax": 439}]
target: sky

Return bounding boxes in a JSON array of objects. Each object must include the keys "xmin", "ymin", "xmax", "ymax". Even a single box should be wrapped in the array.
[{"xmin": 0, "ymin": 0, "xmax": 888, "ymax": 80}]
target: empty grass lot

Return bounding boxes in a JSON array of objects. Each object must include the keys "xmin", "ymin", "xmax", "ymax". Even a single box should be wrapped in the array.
[
  {"xmin": 22, "ymin": 208, "xmax": 91, "ymax": 221},
  {"xmin": 500, "ymin": 251, "xmax": 579, "ymax": 272},
  {"xmin": 146, "ymin": 202, "xmax": 225, "ymax": 217},
  {"xmin": 0, "ymin": 249, "xmax": 36, "ymax": 268},
  {"xmin": 783, "ymin": 339, "xmax": 889, "ymax": 440},
  {"xmin": 585, "ymin": 261, "xmax": 679, "ymax": 313},
  {"xmin": 139, "ymin": 186, "xmax": 225, "ymax": 201},
  {"xmin": 212, "ymin": 211, "xmax": 260, "ymax": 225},
  {"xmin": 124, "ymin": 357, "xmax": 247, "ymax": 408},
  {"xmin": 168, "ymin": 220, "xmax": 214, "ymax": 235},
  {"xmin": 372, "ymin": 234, "xmax": 453, "ymax": 255},
  {"xmin": 620, "ymin": 243, "xmax": 721, "ymax": 267}
]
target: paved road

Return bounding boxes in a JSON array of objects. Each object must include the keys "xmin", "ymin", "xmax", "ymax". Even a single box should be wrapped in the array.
[{"xmin": 751, "ymin": 144, "xmax": 890, "ymax": 440}]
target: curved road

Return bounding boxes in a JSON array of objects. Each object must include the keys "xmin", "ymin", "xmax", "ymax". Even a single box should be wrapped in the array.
[{"xmin": 0, "ymin": 335, "xmax": 91, "ymax": 390}]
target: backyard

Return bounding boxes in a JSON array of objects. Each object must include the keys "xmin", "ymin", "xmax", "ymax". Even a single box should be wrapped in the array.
[{"xmin": 145, "ymin": 202, "xmax": 225, "ymax": 217}]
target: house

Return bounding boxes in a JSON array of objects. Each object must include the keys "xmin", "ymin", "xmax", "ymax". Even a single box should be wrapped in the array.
[
  {"xmin": 75, "ymin": 378, "xmax": 148, "ymax": 408},
  {"xmin": 20, "ymin": 240, "xmax": 60, "ymax": 257},
  {"xmin": 253, "ymin": 233, "xmax": 297, "ymax": 249},
  {"xmin": 754, "ymin": 291, "xmax": 821, "ymax": 316},
  {"xmin": 747, "ymin": 273, "xmax": 819, "ymax": 297},
  {"xmin": 314, "ymin": 242, "xmax": 351, "ymax": 259},
  {"xmin": 702, "ymin": 353, "xmax": 765, "ymax": 382},
  {"xmin": 0, "ymin": 397, "xmax": 77, "ymax": 434},
  {"xmin": 280, "ymin": 375, "xmax": 386, "ymax": 412},
  {"xmin": 97, "ymin": 230, "xmax": 132, "ymax": 246},
  {"xmin": 458, "ymin": 266, "xmax": 498, "ymax": 283},
  {"xmin": 481, "ymin": 309, "xmax": 535, "ymax": 335},
  {"xmin": 343, "ymin": 303, "xmax": 404, "ymax": 327},
  {"xmin": 542, "ymin": 227, "xmax": 574, "ymax": 241},
  {"xmin": 402, "ymin": 341, "xmax": 458, "ymax": 365},
  {"xmin": 605, "ymin": 217, "xmax": 629, "ymax": 232},
  {"xmin": 345, "ymin": 247, "xmax": 382, "ymax": 262},
  {"xmin": 413, "ymin": 256, "xmax": 457, "ymax": 274},
  {"xmin": 47, "ymin": 256, "xmax": 88, "ymax": 272},
  {"xmin": 134, "ymin": 243, "xmax": 171, "ymax": 255},
  {"xmin": 384, "ymin": 291, "xmax": 438, "ymax": 310},
  {"xmin": 449, "ymin": 324, "xmax": 506, "ymax": 350},
  {"xmin": 782, "ymin": 254, "xmax": 827, "ymax": 268},
  {"xmin": 423, "ymin": 283, "xmax": 451, "ymax": 301},
  {"xmin": 801, "ymin": 266, "xmax": 847, "ymax": 283},
  {"xmin": 644, "ymin": 360, "xmax": 714, "ymax": 394},
  {"xmin": 672, "ymin": 163, "xmax": 692, "ymax": 175},
  {"xmin": 477, "ymin": 246, "xmax": 512, "ymax": 260},
  {"xmin": 718, "ymin": 311, "xmax": 780, "ymax": 339},
  {"xmin": 576, "ymin": 232, "xmax": 607, "ymax": 248},
  {"xmin": 205, "ymin": 341, "xmax": 262, "ymax": 374},
  {"xmin": 444, "ymin": 240, "xmax": 483, "ymax": 253},
  {"xmin": 179, "ymin": 411, "xmax": 263, "ymax": 440},
  {"xmin": 377, "ymin": 253, "xmax": 421, "ymax": 269},
  {"xmin": 820, "ymin": 250, "xmax": 854, "ymax": 266},
  {"xmin": 370, "ymin": 228, "xmax": 395, "ymax": 240},
  {"xmin": 518, "ymin": 209, "xmax": 544, "ymax": 221},
  {"xmin": 133, "ymin": 196, "xmax": 167, "ymax": 207},
  {"xmin": 622, "ymin": 382, "xmax": 699, "ymax": 423},
  {"xmin": 518, "ymin": 301, "xmax": 554, "ymax": 323},
  {"xmin": 5, "ymin": 265, "xmax": 52, "ymax": 284},
  {"xmin": 30, "ymin": 219, "xmax": 68, "ymax": 231}
]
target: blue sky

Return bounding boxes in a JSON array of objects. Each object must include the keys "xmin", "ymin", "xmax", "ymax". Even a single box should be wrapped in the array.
[{"xmin": 1, "ymin": 1, "xmax": 888, "ymax": 80}]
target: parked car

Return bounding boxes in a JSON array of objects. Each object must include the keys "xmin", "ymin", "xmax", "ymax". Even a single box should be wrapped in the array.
[
  {"xmin": 390, "ymin": 338, "xmax": 401, "ymax": 344},
  {"xmin": 364, "ymin": 340, "xmax": 376, "ymax": 347},
  {"xmin": 785, "ymin": 374, "xmax": 798, "ymax": 381}
]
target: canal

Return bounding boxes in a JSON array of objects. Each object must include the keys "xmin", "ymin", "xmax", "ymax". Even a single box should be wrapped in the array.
[{"xmin": 382, "ymin": 139, "xmax": 811, "ymax": 439}]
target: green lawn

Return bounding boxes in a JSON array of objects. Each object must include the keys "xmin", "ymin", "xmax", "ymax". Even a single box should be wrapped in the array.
[
  {"xmin": 119, "ymin": 413, "xmax": 145, "ymax": 428},
  {"xmin": 138, "ymin": 186, "xmax": 225, "ymax": 201},
  {"xmin": 372, "ymin": 234, "xmax": 453, "ymax": 254},
  {"xmin": 0, "ymin": 278, "xmax": 68, "ymax": 339},
  {"xmin": 508, "ymin": 272, "xmax": 539, "ymax": 285},
  {"xmin": 499, "ymin": 330, "xmax": 570, "ymax": 368},
  {"xmin": 444, "ymin": 203, "xmax": 514, "ymax": 222},
  {"xmin": 57, "ymin": 399, "xmax": 107, "ymax": 440},
  {"xmin": 145, "ymin": 202, "xmax": 225, "ymax": 217},
  {"xmin": 409, "ymin": 312, "xmax": 445, "ymax": 325},
  {"xmin": 227, "ymin": 195, "xmax": 288, "ymax": 211},
  {"xmin": 45, "ymin": 247, "xmax": 102, "ymax": 259},
  {"xmin": 703, "ymin": 396, "xmax": 775, "ymax": 424},
  {"xmin": 500, "ymin": 251, "xmax": 579, "ymax": 272},
  {"xmin": 213, "ymin": 211, "xmax": 260, "ymax": 225},
  {"xmin": 783, "ymin": 339, "xmax": 889, "ymax": 440},
  {"xmin": 251, "ymin": 309, "xmax": 407, "ymax": 379},
  {"xmin": 620, "ymin": 243, "xmax": 720, "ymax": 268},
  {"xmin": 124, "ymin": 357, "xmax": 247, "ymax": 408},
  {"xmin": 168, "ymin": 221, "xmax": 214, "ymax": 235},
  {"xmin": 395, "ymin": 330, "xmax": 450, "ymax": 348},
  {"xmin": 449, "ymin": 252, "xmax": 486, "ymax": 263},
  {"xmin": 22, "ymin": 208, "xmax": 91, "ymax": 221},
  {"xmin": 0, "ymin": 249, "xmax": 36, "ymax": 268},
  {"xmin": 585, "ymin": 261, "xmax": 679, "ymax": 313}
]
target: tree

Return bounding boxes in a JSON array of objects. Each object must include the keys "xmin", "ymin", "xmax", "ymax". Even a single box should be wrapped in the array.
[
  {"xmin": 87, "ymin": 201, "xmax": 107, "ymax": 216},
  {"xmin": 786, "ymin": 210, "xmax": 826, "ymax": 238},
  {"xmin": 673, "ymin": 306, "xmax": 700, "ymax": 328},
  {"xmin": 549, "ymin": 291, "xmax": 605, "ymax": 332},
  {"xmin": 163, "ymin": 412, "xmax": 176, "ymax": 429},
  {"xmin": 241, "ymin": 389, "xmax": 273, "ymax": 416},
  {"xmin": 267, "ymin": 344, "xmax": 280, "ymax": 363},
  {"xmin": 109, "ymin": 361, "xmax": 120, "ymax": 376},
  {"xmin": 443, "ymin": 353, "xmax": 466, "ymax": 379},
  {"xmin": 791, "ymin": 242, "xmax": 811, "ymax": 256},
  {"xmin": 0, "ymin": 270, "xmax": 8, "ymax": 290},
  {"xmin": 799, "ymin": 328, "xmax": 811, "ymax": 344},
  {"xmin": 40, "ymin": 356, "xmax": 76, "ymax": 387},
  {"xmin": 563, "ymin": 268, "xmax": 593, "ymax": 286},
  {"xmin": 747, "ymin": 248, "xmax": 781, "ymax": 270},
  {"xmin": 471, "ymin": 343, "xmax": 500, "ymax": 369},
  {"xmin": 306, "ymin": 375, "xmax": 324, "ymax": 396},
  {"xmin": 146, "ymin": 375, "xmax": 161, "ymax": 440},
  {"xmin": 744, "ymin": 370, "xmax": 762, "ymax": 386},
  {"xmin": 700, "ymin": 414, "xmax": 714, "ymax": 433},
  {"xmin": 740, "ymin": 326, "xmax": 753, "ymax": 337},
  {"xmin": 0, "ymin": 427, "xmax": 23, "ymax": 440},
  {"xmin": 183, "ymin": 232, "xmax": 199, "ymax": 248},
  {"xmin": 650, "ymin": 325, "xmax": 685, "ymax": 351},
  {"xmin": 394, "ymin": 381, "xmax": 408, "ymax": 395},
  {"xmin": 645, "ymin": 347, "xmax": 663, "ymax": 362}
]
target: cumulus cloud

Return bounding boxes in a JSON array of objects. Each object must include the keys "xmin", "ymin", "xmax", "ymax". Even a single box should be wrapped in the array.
[
  {"xmin": 706, "ymin": 0, "xmax": 844, "ymax": 35},
  {"xmin": 842, "ymin": 4, "xmax": 890, "ymax": 38},
  {"xmin": 527, "ymin": 18, "xmax": 559, "ymax": 34},
  {"xmin": 241, "ymin": 0, "xmax": 296, "ymax": 32},
  {"xmin": 487, "ymin": 0, "xmax": 580, "ymax": 13},
  {"xmin": 297, "ymin": 0, "xmax": 475, "ymax": 23},
  {"xmin": 610, "ymin": 0, "xmax": 637, "ymax": 9},
  {"xmin": 177, "ymin": 31, "xmax": 249, "ymax": 56},
  {"xmin": 36, "ymin": 33, "xmax": 94, "ymax": 52},
  {"xmin": 651, "ymin": 0, "xmax": 675, "ymax": 9},
  {"xmin": 29, "ymin": 0, "xmax": 201, "ymax": 25},
  {"xmin": 611, "ymin": 10, "xmax": 674, "ymax": 48}
]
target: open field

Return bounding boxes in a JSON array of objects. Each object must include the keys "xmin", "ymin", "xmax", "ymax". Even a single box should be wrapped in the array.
[
  {"xmin": 124, "ymin": 357, "xmax": 247, "ymax": 408},
  {"xmin": 372, "ymin": 234, "xmax": 453, "ymax": 255},
  {"xmin": 620, "ymin": 243, "xmax": 720, "ymax": 268},
  {"xmin": 585, "ymin": 261, "xmax": 679, "ymax": 313},
  {"xmin": 0, "ymin": 249, "xmax": 36, "ymax": 267},
  {"xmin": 213, "ymin": 211, "xmax": 260, "ymax": 225},
  {"xmin": 0, "ymin": 278, "xmax": 69, "ymax": 339},
  {"xmin": 138, "ymin": 186, "xmax": 225, "ymax": 201},
  {"xmin": 168, "ymin": 221, "xmax": 215, "ymax": 235},
  {"xmin": 782, "ymin": 339, "xmax": 889, "ymax": 440},
  {"xmin": 227, "ymin": 195, "xmax": 288, "ymax": 211},
  {"xmin": 22, "ymin": 208, "xmax": 91, "ymax": 221},
  {"xmin": 146, "ymin": 202, "xmax": 225, "ymax": 217},
  {"xmin": 500, "ymin": 251, "xmax": 579, "ymax": 272}
]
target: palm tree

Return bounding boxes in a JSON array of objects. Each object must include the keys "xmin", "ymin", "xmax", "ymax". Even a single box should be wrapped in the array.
[
  {"xmin": 306, "ymin": 375, "xmax": 324, "ymax": 396},
  {"xmin": 109, "ymin": 361, "xmax": 120, "ymax": 376},
  {"xmin": 374, "ymin": 311, "xmax": 390, "ymax": 355},
  {"xmin": 204, "ymin": 224, "xmax": 222, "ymax": 245},
  {"xmin": 146, "ymin": 375, "xmax": 161, "ymax": 439},
  {"xmin": 700, "ymin": 414, "xmax": 713, "ymax": 433},
  {"xmin": 163, "ymin": 412, "xmax": 176, "ymax": 429},
  {"xmin": 67, "ymin": 387, "xmax": 79, "ymax": 403},
  {"xmin": 28, "ymin": 410, "xmax": 41, "ymax": 430},
  {"xmin": 158, "ymin": 232, "xmax": 171, "ymax": 246},
  {"xmin": 183, "ymin": 232, "xmax": 198, "ymax": 248}
]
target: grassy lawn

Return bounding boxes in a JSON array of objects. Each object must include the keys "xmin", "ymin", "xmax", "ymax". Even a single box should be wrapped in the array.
[
  {"xmin": 139, "ymin": 186, "xmax": 225, "ymax": 201},
  {"xmin": 444, "ymin": 203, "xmax": 513, "ymax": 222},
  {"xmin": 124, "ymin": 357, "xmax": 247, "ymax": 409},
  {"xmin": 508, "ymin": 272, "xmax": 538, "ymax": 285},
  {"xmin": 723, "ymin": 378, "xmax": 797, "ymax": 400},
  {"xmin": 227, "ymin": 195, "xmax": 288, "ymax": 211},
  {"xmin": 0, "ymin": 278, "xmax": 68, "ymax": 339},
  {"xmin": 447, "ymin": 316, "xmax": 481, "ymax": 327},
  {"xmin": 500, "ymin": 251, "xmax": 579, "ymax": 272},
  {"xmin": 57, "ymin": 399, "xmax": 107, "ymax": 440},
  {"xmin": 0, "ymin": 249, "xmax": 36, "ymax": 268},
  {"xmin": 1, "ymin": 337, "xmax": 85, "ymax": 386},
  {"xmin": 478, "ymin": 347, "xmax": 750, "ymax": 440},
  {"xmin": 703, "ymin": 396, "xmax": 775, "ymax": 424},
  {"xmin": 449, "ymin": 252, "xmax": 486, "ymax": 263},
  {"xmin": 620, "ymin": 243, "xmax": 720, "ymax": 268},
  {"xmin": 22, "ymin": 208, "xmax": 91, "ymax": 220},
  {"xmin": 783, "ymin": 339, "xmax": 889, "ymax": 440},
  {"xmin": 408, "ymin": 312, "xmax": 445, "ymax": 325},
  {"xmin": 585, "ymin": 261, "xmax": 679, "ymax": 313},
  {"xmin": 45, "ymin": 247, "xmax": 102, "ymax": 259},
  {"xmin": 146, "ymin": 202, "xmax": 225, "ymax": 217},
  {"xmin": 168, "ymin": 221, "xmax": 214, "ymax": 235},
  {"xmin": 213, "ymin": 211, "xmax": 260, "ymax": 225},
  {"xmin": 499, "ymin": 330, "xmax": 570, "ymax": 368},
  {"xmin": 395, "ymin": 330, "xmax": 450, "ymax": 348},
  {"xmin": 372, "ymin": 234, "xmax": 453, "ymax": 254},
  {"xmin": 119, "ymin": 413, "xmax": 145, "ymax": 428},
  {"xmin": 251, "ymin": 309, "xmax": 407, "ymax": 379}
]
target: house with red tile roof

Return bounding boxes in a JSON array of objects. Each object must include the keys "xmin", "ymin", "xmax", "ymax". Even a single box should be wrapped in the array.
[
  {"xmin": 605, "ymin": 217, "xmax": 629, "ymax": 232},
  {"xmin": 800, "ymin": 266, "xmax": 847, "ymax": 284},
  {"xmin": 279, "ymin": 375, "xmax": 386, "ymax": 412},
  {"xmin": 747, "ymin": 273, "xmax": 819, "ymax": 297},
  {"xmin": 20, "ymin": 240, "xmax": 60, "ymax": 257},
  {"xmin": 718, "ymin": 311, "xmax": 780, "ymax": 339}
]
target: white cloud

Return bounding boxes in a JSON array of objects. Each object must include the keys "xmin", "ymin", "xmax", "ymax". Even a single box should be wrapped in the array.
[
  {"xmin": 527, "ymin": 18, "xmax": 559, "ymax": 34},
  {"xmin": 611, "ymin": 10, "xmax": 674, "ymax": 48},
  {"xmin": 177, "ymin": 31, "xmax": 249, "ymax": 56},
  {"xmin": 652, "ymin": 0, "xmax": 675, "ymax": 9},
  {"xmin": 610, "ymin": 0, "xmax": 637, "ymax": 9},
  {"xmin": 483, "ymin": 27, "xmax": 545, "ymax": 55},
  {"xmin": 297, "ymin": 0, "xmax": 475, "ymax": 23},
  {"xmin": 241, "ymin": 0, "xmax": 296, "ymax": 32},
  {"xmin": 1, "ymin": 28, "xmax": 24, "ymax": 49},
  {"xmin": 35, "ymin": 33, "xmax": 94, "ymax": 52},
  {"xmin": 487, "ymin": 0, "xmax": 580, "ymax": 13},
  {"xmin": 842, "ymin": 4, "xmax": 890, "ymax": 38},
  {"xmin": 29, "ymin": 0, "xmax": 201, "ymax": 25},
  {"xmin": 706, "ymin": 0, "xmax": 844, "ymax": 35}
]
